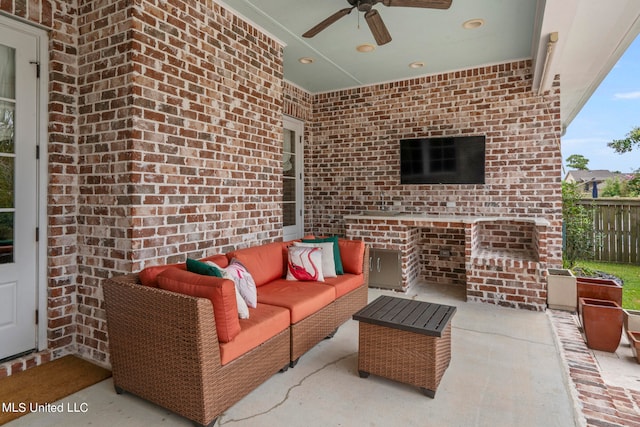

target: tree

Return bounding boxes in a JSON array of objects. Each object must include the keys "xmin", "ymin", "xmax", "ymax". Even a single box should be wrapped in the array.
[
  {"xmin": 601, "ymin": 174, "xmax": 640, "ymax": 197},
  {"xmin": 566, "ymin": 154, "xmax": 589, "ymax": 170},
  {"xmin": 626, "ymin": 174, "xmax": 640, "ymax": 197},
  {"xmin": 601, "ymin": 177, "xmax": 628, "ymax": 197},
  {"xmin": 608, "ymin": 126, "xmax": 640, "ymax": 153},
  {"xmin": 562, "ymin": 181, "xmax": 599, "ymax": 268}
]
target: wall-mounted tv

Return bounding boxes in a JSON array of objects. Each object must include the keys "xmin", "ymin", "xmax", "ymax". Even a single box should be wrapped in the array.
[{"xmin": 400, "ymin": 136, "xmax": 486, "ymax": 184}]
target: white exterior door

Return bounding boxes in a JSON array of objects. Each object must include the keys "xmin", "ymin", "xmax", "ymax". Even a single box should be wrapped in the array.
[
  {"xmin": 283, "ymin": 116, "xmax": 304, "ymax": 241},
  {"xmin": 0, "ymin": 19, "xmax": 41, "ymax": 360}
]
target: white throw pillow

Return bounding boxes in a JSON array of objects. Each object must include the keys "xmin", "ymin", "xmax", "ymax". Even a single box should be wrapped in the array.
[
  {"xmin": 286, "ymin": 246, "xmax": 325, "ymax": 282},
  {"xmin": 206, "ymin": 260, "xmax": 252, "ymax": 318},
  {"xmin": 293, "ymin": 241, "xmax": 336, "ymax": 278}
]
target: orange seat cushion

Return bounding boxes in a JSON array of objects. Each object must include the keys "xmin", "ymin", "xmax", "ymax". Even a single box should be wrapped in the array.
[
  {"xmin": 227, "ymin": 242, "xmax": 285, "ymax": 287},
  {"xmin": 219, "ymin": 303, "xmax": 290, "ymax": 365},
  {"xmin": 323, "ymin": 274, "xmax": 364, "ymax": 298},
  {"xmin": 157, "ymin": 268, "xmax": 240, "ymax": 343},
  {"xmin": 138, "ymin": 254, "xmax": 228, "ymax": 288},
  {"xmin": 257, "ymin": 279, "xmax": 335, "ymax": 324},
  {"xmin": 338, "ymin": 239, "xmax": 365, "ymax": 275}
]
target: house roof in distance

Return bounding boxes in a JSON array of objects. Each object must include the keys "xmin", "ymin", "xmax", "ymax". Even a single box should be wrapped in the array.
[{"xmin": 565, "ymin": 170, "xmax": 622, "ymax": 183}]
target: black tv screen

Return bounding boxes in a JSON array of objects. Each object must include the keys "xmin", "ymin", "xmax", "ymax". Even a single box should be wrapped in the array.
[{"xmin": 400, "ymin": 136, "xmax": 486, "ymax": 184}]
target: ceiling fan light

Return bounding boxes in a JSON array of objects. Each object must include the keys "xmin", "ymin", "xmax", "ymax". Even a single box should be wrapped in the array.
[
  {"xmin": 356, "ymin": 43, "xmax": 376, "ymax": 53},
  {"xmin": 463, "ymin": 18, "xmax": 484, "ymax": 29}
]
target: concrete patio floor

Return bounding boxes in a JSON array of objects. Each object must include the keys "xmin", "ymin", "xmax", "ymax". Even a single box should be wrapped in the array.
[{"xmin": 6, "ymin": 282, "xmax": 579, "ymax": 427}]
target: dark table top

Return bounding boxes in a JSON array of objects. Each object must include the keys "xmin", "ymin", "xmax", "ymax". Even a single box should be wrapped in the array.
[{"xmin": 353, "ymin": 295, "xmax": 456, "ymax": 337}]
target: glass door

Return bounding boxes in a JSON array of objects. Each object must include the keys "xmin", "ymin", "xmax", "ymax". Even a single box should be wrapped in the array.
[
  {"xmin": 0, "ymin": 20, "xmax": 40, "ymax": 360},
  {"xmin": 0, "ymin": 45, "xmax": 15, "ymax": 265},
  {"xmin": 283, "ymin": 116, "xmax": 304, "ymax": 240}
]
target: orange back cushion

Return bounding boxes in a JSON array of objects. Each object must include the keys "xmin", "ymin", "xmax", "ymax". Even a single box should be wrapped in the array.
[
  {"xmin": 138, "ymin": 255, "xmax": 229, "ymax": 288},
  {"xmin": 338, "ymin": 239, "xmax": 365, "ymax": 275},
  {"xmin": 139, "ymin": 263, "xmax": 186, "ymax": 288},
  {"xmin": 157, "ymin": 268, "xmax": 240, "ymax": 343},
  {"xmin": 200, "ymin": 254, "xmax": 229, "ymax": 268},
  {"xmin": 227, "ymin": 242, "xmax": 284, "ymax": 287}
]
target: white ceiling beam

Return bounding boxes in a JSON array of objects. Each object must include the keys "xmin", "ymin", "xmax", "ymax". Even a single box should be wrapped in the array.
[{"xmin": 531, "ymin": 0, "xmax": 579, "ymax": 94}]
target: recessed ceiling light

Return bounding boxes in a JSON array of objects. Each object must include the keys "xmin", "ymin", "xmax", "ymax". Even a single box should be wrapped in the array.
[
  {"xmin": 356, "ymin": 43, "xmax": 376, "ymax": 53},
  {"xmin": 298, "ymin": 57, "xmax": 314, "ymax": 64},
  {"xmin": 409, "ymin": 61, "xmax": 425, "ymax": 69},
  {"xmin": 463, "ymin": 18, "xmax": 484, "ymax": 29}
]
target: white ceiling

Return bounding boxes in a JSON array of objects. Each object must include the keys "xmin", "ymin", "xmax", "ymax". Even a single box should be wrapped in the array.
[{"xmin": 218, "ymin": 0, "xmax": 640, "ymax": 131}]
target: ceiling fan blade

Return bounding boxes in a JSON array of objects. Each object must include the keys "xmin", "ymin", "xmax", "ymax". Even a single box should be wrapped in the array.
[
  {"xmin": 382, "ymin": 0, "xmax": 452, "ymax": 9},
  {"xmin": 365, "ymin": 10, "xmax": 392, "ymax": 46},
  {"xmin": 303, "ymin": 7, "xmax": 354, "ymax": 38}
]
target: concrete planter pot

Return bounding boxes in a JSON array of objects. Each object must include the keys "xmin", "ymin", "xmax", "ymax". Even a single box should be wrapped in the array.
[
  {"xmin": 623, "ymin": 309, "xmax": 640, "ymax": 335},
  {"xmin": 627, "ymin": 331, "xmax": 640, "ymax": 363},
  {"xmin": 547, "ymin": 269, "xmax": 577, "ymax": 311},
  {"xmin": 577, "ymin": 277, "xmax": 622, "ymax": 307},
  {"xmin": 579, "ymin": 297, "xmax": 623, "ymax": 352}
]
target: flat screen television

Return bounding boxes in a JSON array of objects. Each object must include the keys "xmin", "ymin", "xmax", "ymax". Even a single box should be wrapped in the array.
[{"xmin": 400, "ymin": 136, "xmax": 486, "ymax": 184}]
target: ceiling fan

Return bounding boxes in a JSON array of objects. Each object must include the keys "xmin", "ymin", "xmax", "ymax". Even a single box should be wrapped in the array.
[{"xmin": 302, "ymin": 0, "xmax": 452, "ymax": 46}]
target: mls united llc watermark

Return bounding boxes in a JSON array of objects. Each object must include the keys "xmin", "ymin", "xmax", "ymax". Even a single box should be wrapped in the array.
[{"xmin": 2, "ymin": 401, "xmax": 89, "ymax": 414}]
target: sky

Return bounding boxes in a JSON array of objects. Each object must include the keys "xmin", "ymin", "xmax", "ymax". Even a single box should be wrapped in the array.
[{"xmin": 562, "ymin": 35, "xmax": 640, "ymax": 174}]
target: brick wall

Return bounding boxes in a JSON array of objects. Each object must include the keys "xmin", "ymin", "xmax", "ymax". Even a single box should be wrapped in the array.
[
  {"xmin": 283, "ymin": 81, "xmax": 312, "ymax": 122},
  {"xmin": 310, "ymin": 61, "xmax": 563, "ymax": 268},
  {"xmin": 73, "ymin": 0, "xmax": 284, "ymax": 363},
  {"xmin": 75, "ymin": 0, "xmax": 132, "ymax": 365},
  {"xmin": 420, "ymin": 226, "xmax": 466, "ymax": 286}
]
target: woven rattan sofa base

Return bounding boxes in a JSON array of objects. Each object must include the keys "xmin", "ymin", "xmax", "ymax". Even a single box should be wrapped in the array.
[
  {"xmin": 335, "ymin": 285, "xmax": 368, "ymax": 325},
  {"xmin": 290, "ymin": 301, "xmax": 337, "ymax": 365},
  {"xmin": 288, "ymin": 245, "xmax": 369, "ymax": 366},
  {"xmin": 357, "ymin": 322, "xmax": 452, "ymax": 398},
  {"xmin": 290, "ymin": 284, "xmax": 369, "ymax": 366},
  {"xmin": 104, "ymin": 276, "xmax": 291, "ymax": 427}
]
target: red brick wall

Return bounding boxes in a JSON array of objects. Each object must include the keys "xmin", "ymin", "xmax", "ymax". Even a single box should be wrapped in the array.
[
  {"xmin": 73, "ymin": 0, "xmax": 284, "ymax": 363},
  {"xmin": 420, "ymin": 226, "xmax": 466, "ymax": 286},
  {"xmin": 284, "ymin": 81, "xmax": 312, "ymax": 122},
  {"xmin": 310, "ymin": 61, "xmax": 563, "ymax": 268}
]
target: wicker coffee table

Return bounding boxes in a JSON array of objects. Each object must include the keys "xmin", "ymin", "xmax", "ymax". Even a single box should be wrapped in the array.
[{"xmin": 352, "ymin": 295, "xmax": 456, "ymax": 398}]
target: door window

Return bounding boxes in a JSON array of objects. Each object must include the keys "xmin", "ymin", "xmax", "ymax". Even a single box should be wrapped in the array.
[
  {"xmin": 283, "ymin": 128, "xmax": 297, "ymax": 228},
  {"xmin": 283, "ymin": 117, "xmax": 304, "ymax": 240},
  {"xmin": 0, "ymin": 44, "xmax": 15, "ymax": 264}
]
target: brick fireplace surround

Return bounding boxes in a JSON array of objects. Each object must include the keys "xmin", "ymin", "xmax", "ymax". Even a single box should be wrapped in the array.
[{"xmin": 0, "ymin": 0, "xmax": 562, "ymax": 375}]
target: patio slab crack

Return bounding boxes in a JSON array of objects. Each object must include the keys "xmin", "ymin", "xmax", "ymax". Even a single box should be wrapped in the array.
[
  {"xmin": 218, "ymin": 352, "xmax": 357, "ymax": 426},
  {"xmin": 453, "ymin": 325, "xmax": 555, "ymax": 347}
]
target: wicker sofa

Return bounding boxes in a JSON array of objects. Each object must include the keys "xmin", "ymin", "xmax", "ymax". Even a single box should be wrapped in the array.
[{"xmin": 103, "ymin": 238, "xmax": 369, "ymax": 427}]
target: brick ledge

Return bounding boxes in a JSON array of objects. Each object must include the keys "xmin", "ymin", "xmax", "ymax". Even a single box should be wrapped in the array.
[{"xmin": 548, "ymin": 309, "xmax": 640, "ymax": 427}]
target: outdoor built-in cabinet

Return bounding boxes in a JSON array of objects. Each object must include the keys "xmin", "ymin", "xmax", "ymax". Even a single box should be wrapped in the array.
[{"xmin": 369, "ymin": 248, "xmax": 402, "ymax": 290}]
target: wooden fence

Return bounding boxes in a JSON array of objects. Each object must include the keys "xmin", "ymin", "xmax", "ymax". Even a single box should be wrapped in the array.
[{"xmin": 577, "ymin": 198, "xmax": 640, "ymax": 264}]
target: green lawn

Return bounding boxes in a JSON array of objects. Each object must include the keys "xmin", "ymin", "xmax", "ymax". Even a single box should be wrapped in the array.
[{"xmin": 573, "ymin": 260, "xmax": 640, "ymax": 310}]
